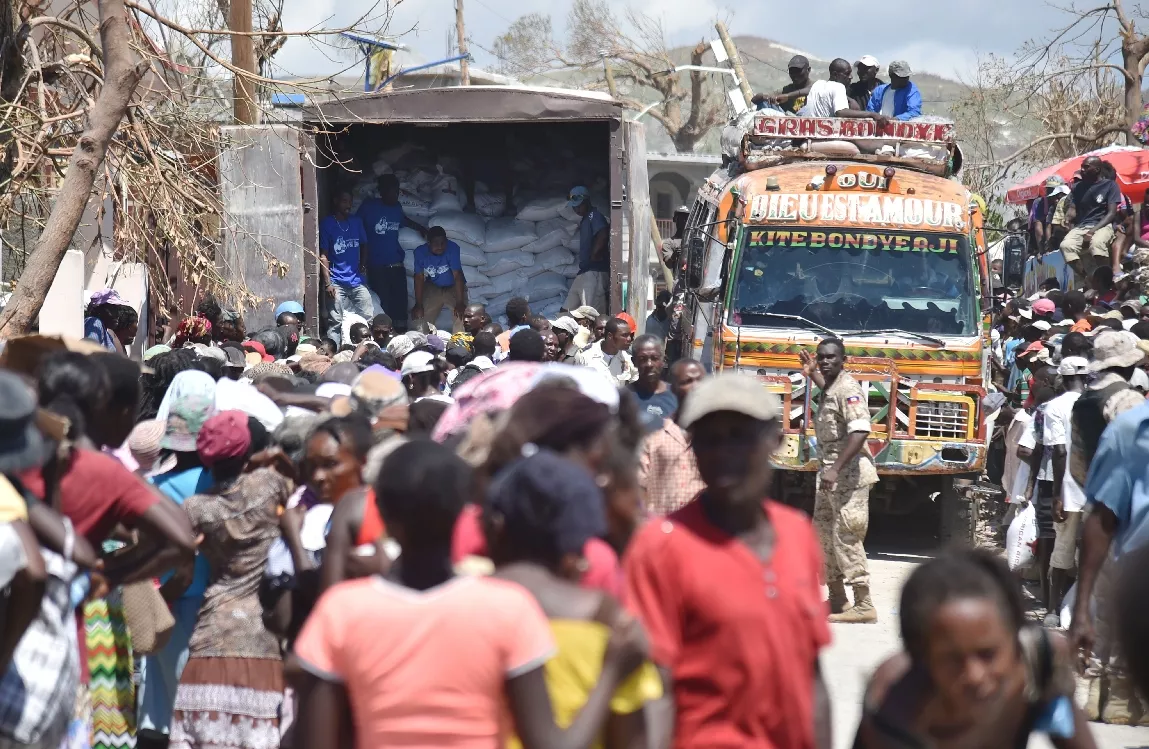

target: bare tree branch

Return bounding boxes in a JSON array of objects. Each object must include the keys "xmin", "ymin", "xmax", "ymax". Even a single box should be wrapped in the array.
[
  {"xmin": 493, "ymin": 0, "xmax": 726, "ymax": 151},
  {"xmin": 0, "ymin": 0, "xmax": 147, "ymax": 336}
]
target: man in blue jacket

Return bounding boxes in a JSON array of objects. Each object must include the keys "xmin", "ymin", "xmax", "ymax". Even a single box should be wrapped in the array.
[{"xmin": 867, "ymin": 60, "xmax": 922, "ymax": 121}]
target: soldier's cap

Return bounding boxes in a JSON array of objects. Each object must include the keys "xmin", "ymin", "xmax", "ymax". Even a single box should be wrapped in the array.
[{"xmin": 678, "ymin": 373, "xmax": 781, "ymax": 429}]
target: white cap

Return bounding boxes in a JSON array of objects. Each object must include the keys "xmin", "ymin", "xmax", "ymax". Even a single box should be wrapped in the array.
[
  {"xmin": 552, "ymin": 316, "xmax": 580, "ymax": 336},
  {"xmin": 400, "ymin": 350, "xmax": 437, "ymax": 378},
  {"xmin": 1057, "ymin": 356, "xmax": 1091, "ymax": 376},
  {"xmin": 1032, "ymin": 320, "xmax": 1052, "ymax": 332},
  {"xmin": 858, "ymin": 55, "xmax": 879, "ymax": 68}
]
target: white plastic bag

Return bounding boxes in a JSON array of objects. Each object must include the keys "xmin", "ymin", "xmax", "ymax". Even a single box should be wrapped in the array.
[
  {"xmin": 484, "ymin": 218, "xmax": 538, "ymax": 253},
  {"xmin": 534, "ymin": 299, "xmax": 564, "ymax": 319},
  {"xmin": 1060, "ymin": 583, "xmax": 1076, "ymax": 630},
  {"xmin": 487, "ymin": 270, "xmax": 529, "ymax": 297},
  {"xmin": 398, "ymin": 191, "xmax": 433, "ymax": 219},
  {"xmin": 556, "ymin": 263, "xmax": 580, "ymax": 279},
  {"xmin": 536, "ymin": 217, "xmax": 577, "ymax": 238},
  {"xmin": 521, "ymin": 227, "xmax": 570, "ymax": 254},
  {"xmin": 431, "ymin": 211, "xmax": 486, "ymax": 246},
  {"xmin": 535, "ymin": 247, "xmax": 576, "ymax": 271},
  {"xmin": 429, "ymin": 170, "xmax": 464, "ymax": 213},
  {"xmin": 517, "ymin": 195, "xmax": 568, "ymax": 222},
  {"xmin": 524, "ymin": 272, "xmax": 569, "ymax": 300},
  {"xmin": 1006, "ymin": 503, "xmax": 1037, "ymax": 571},
  {"xmin": 456, "ymin": 240, "xmax": 485, "ymax": 267},
  {"xmin": 398, "ymin": 228, "xmax": 424, "ymax": 251},
  {"xmin": 463, "ymin": 267, "xmax": 491, "ymax": 288},
  {"xmin": 473, "ymin": 191, "xmax": 507, "ymax": 218},
  {"xmin": 482, "ymin": 249, "xmax": 535, "ymax": 277}
]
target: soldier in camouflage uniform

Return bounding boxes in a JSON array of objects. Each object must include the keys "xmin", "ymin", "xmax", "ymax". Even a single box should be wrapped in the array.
[{"xmin": 802, "ymin": 338, "xmax": 879, "ymax": 623}]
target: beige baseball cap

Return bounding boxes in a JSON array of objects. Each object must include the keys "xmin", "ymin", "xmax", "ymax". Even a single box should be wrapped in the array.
[{"xmin": 678, "ymin": 373, "xmax": 781, "ymax": 429}]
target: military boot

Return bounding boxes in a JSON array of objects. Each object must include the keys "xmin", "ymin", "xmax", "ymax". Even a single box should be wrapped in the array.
[
  {"xmin": 1102, "ymin": 675, "xmax": 1135, "ymax": 725},
  {"xmin": 828, "ymin": 584, "xmax": 877, "ymax": 623},
  {"xmin": 827, "ymin": 579, "xmax": 849, "ymax": 615}
]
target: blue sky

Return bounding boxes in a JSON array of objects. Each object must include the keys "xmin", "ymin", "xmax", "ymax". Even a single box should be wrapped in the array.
[{"xmin": 270, "ymin": 0, "xmax": 1074, "ymax": 82}]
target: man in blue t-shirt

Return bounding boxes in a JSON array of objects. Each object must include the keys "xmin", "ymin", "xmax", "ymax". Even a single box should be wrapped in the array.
[
  {"xmin": 411, "ymin": 225, "xmax": 468, "ymax": 333},
  {"xmin": 357, "ymin": 174, "xmax": 427, "ymax": 332},
  {"xmin": 866, "ymin": 60, "xmax": 922, "ymax": 121},
  {"xmin": 320, "ymin": 189, "xmax": 374, "ymax": 346},
  {"xmin": 563, "ymin": 185, "xmax": 610, "ymax": 314}
]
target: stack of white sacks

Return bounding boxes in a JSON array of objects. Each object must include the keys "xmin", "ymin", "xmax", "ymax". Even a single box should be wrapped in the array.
[{"xmin": 351, "ymin": 149, "xmax": 607, "ymax": 326}]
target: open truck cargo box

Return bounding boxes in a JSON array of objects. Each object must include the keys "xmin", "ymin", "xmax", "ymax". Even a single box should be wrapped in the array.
[{"xmin": 217, "ymin": 86, "xmax": 652, "ymax": 332}]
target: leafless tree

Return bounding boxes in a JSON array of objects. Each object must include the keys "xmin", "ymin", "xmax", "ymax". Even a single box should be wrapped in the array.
[
  {"xmin": 0, "ymin": 0, "xmax": 397, "ymax": 335},
  {"xmin": 951, "ymin": 2, "xmax": 1149, "ymax": 202},
  {"xmin": 494, "ymin": 0, "xmax": 726, "ymax": 152}
]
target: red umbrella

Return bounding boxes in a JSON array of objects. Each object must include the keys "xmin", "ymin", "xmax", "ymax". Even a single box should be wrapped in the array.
[{"xmin": 1005, "ymin": 145, "xmax": 1149, "ymax": 204}]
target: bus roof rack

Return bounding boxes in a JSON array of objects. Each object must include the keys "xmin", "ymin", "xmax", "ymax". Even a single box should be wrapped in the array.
[{"xmin": 744, "ymin": 115, "xmax": 960, "ymax": 177}]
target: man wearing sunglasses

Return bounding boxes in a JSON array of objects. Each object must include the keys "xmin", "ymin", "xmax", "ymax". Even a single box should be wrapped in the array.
[{"xmin": 564, "ymin": 185, "xmax": 610, "ymax": 314}]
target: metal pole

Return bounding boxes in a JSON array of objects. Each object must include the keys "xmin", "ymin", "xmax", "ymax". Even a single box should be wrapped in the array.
[
  {"xmin": 603, "ymin": 56, "xmax": 618, "ymax": 97},
  {"xmin": 713, "ymin": 21, "xmax": 754, "ymax": 106},
  {"xmin": 456, "ymin": 0, "xmax": 469, "ymax": 85},
  {"xmin": 229, "ymin": 0, "xmax": 258, "ymax": 123}
]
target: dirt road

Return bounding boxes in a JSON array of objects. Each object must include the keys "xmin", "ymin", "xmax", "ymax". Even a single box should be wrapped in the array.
[{"xmin": 821, "ymin": 554, "xmax": 1149, "ymax": 749}]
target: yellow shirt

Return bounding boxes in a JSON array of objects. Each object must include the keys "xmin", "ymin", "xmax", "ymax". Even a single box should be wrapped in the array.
[
  {"xmin": 0, "ymin": 476, "xmax": 28, "ymax": 522},
  {"xmin": 506, "ymin": 619, "xmax": 663, "ymax": 749}
]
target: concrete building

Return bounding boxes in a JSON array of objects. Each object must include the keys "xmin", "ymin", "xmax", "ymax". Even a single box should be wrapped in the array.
[{"xmin": 647, "ymin": 151, "xmax": 722, "ymax": 236}]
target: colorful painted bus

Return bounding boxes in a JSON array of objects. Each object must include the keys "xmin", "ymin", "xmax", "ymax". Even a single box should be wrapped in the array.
[{"xmin": 674, "ymin": 115, "xmax": 991, "ymax": 540}]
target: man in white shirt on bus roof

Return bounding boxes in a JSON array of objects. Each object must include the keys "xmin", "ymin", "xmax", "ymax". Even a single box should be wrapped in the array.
[{"xmin": 798, "ymin": 59, "xmax": 889, "ymax": 125}]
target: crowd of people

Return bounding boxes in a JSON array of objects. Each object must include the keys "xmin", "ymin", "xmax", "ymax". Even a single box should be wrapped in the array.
[
  {"xmin": 6, "ymin": 262, "xmax": 1146, "ymax": 749},
  {"xmin": 1024, "ymin": 155, "xmax": 1149, "ymax": 283},
  {"xmin": 990, "ymin": 271, "xmax": 1149, "ymax": 726}
]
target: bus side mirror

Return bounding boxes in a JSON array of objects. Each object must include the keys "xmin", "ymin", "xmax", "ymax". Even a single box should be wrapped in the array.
[{"xmin": 687, "ymin": 234, "xmax": 705, "ymax": 289}]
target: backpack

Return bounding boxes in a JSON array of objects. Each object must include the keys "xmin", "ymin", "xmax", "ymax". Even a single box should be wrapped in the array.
[{"xmin": 1070, "ymin": 381, "xmax": 1131, "ymax": 486}]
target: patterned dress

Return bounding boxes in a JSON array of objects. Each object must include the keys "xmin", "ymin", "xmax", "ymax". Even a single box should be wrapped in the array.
[{"xmin": 169, "ymin": 468, "xmax": 290, "ymax": 749}]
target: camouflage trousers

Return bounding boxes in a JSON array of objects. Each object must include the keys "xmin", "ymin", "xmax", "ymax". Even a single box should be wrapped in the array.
[{"xmin": 813, "ymin": 478, "xmax": 872, "ymax": 587}]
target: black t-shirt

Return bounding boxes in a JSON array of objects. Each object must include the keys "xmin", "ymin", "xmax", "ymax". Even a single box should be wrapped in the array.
[
  {"xmin": 631, "ymin": 387, "xmax": 679, "ymax": 432},
  {"xmin": 781, "ymin": 82, "xmax": 808, "ymax": 113},
  {"xmin": 847, "ymin": 79, "xmax": 883, "ymax": 110},
  {"xmin": 1070, "ymin": 178, "xmax": 1121, "ymax": 227}
]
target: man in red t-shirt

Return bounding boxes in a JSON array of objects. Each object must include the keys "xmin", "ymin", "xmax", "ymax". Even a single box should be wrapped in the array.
[{"xmin": 625, "ymin": 373, "xmax": 832, "ymax": 749}]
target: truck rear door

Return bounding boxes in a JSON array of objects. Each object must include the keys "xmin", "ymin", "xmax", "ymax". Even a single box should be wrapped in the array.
[
  {"xmin": 621, "ymin": 119, "xmax": 652, "ymax": 331},
  {"xmin": 218, "ymin": 125, "xmax": 313, "ymax": 331}
]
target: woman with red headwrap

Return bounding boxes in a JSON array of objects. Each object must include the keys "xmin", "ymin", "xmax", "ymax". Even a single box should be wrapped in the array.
[
  {"xmin": 172, "ymin": 316, "xmax": 213, "ymax": 349},
  {"xmin": 168, "ymin": 411, "xmax": 291, "ymax": 749}
]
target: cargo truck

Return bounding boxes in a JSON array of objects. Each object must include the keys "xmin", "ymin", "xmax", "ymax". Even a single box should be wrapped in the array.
[{"xmin": 217, "ymin": 86, "xmax": 654, "ymax": 332}]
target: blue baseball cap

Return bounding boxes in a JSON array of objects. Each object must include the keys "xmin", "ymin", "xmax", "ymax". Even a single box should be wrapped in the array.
[
  {"xmin": 275, "ymin": 301, "xmax": 304, "ymax": 318},
  {"xmin": 567, "ymin": 186, "xmax": 590, "ymax": 208}
]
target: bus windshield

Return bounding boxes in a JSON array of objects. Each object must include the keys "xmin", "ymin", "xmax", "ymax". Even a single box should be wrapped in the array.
[{"xmin": 730, "ymin": 227, "xmax": 978, "ymax": 336}]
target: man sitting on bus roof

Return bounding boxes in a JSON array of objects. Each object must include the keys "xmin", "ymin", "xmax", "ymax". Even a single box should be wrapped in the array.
[
  {"xmin": 752, "ymin": 54, "xmax": 812, "ymax": 113},
  {"xmin": 847, "ymin": 56, "xmax": 883, "ymax": 110},
  {"xmin": 797, "ymin": 59, "xmax": 889, "ymax": 123},
  {"xmin": 866, "ymin": 60, "xmax": 922, "ymax": 121}
]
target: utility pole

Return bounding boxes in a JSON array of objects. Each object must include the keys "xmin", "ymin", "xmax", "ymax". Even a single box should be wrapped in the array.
[
  {"xmin": 602, "ymin": 56, "xmax": 618, "ymax": 98},
  {"xmin": 714, "ymin": 21, "xmax": 753, "ymax": 107},
  {"xmin": 455, "ymin": 0, "xmax": 469, "ymax": 85},
  {"xmin": 230, "ymin": 0, "xmax": 258, "ymax": 124}
]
